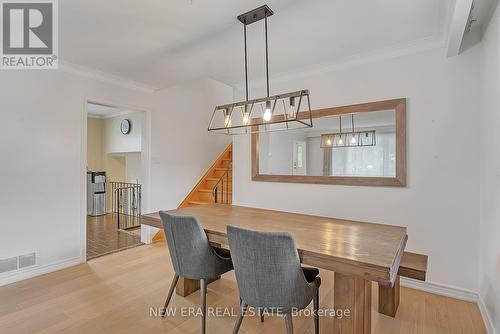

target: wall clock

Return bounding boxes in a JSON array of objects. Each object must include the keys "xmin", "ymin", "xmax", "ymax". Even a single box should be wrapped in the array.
[{"xmin": 120, "ymin": 119, "xmax": 131, "ymax": 135}]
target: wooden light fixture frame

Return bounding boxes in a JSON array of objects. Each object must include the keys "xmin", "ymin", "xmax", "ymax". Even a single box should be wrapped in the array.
[{"xmin": 251, "ymin": 98, "xmax": 407, "ymax": 186}]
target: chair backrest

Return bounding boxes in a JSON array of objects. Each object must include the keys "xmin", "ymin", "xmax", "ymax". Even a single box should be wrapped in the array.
[
  {"xmin": 227, "ymin": 225, "xmax": 311, "ymax": 310},
  {"xmin": 159, "ymin": 211, "xmax": 218, "ymax": 279}
]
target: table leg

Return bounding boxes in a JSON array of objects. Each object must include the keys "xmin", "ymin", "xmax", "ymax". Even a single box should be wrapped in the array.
[
  {"xmin": 333, "ymin": 272, "xmax": 372, "ymax": 334},
  {"xmin": 378, "ymin": 275, "xmax": 400, "ymax": 317}
]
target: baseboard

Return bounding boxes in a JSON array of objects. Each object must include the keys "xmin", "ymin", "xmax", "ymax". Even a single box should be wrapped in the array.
[
  {"xmin": 478, "ymin": 294, "xmax": 497, "ymax": 334},
  {"xmin": 400, "ymin": 277, "xmax": 478, "ymax": 302},
  {"xmin": 0, "ymin": 256, "xmax": 82, "ymax": 287},
  {"xmin": 401, "ymin": 278, "xmax": 498, "ymax": 333}
]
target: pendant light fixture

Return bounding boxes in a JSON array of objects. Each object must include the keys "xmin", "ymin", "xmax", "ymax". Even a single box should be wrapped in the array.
[
  {"xmin": 320, "ymin": 114, "xmax": 377, "ymax": 148},
  {"xmin": 208, "ymin": 5, "xmax": 313, "ymax": 135}
]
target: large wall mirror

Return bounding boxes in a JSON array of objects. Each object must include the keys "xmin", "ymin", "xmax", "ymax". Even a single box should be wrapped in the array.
[{"xmin": 251, "ymin": 98, "xmax": 406, "ymax": 186}]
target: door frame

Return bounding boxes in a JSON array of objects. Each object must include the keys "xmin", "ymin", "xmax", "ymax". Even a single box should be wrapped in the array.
[{"xmin": 80, "ymin": 97, "xmax": 151, "ymax": 262}]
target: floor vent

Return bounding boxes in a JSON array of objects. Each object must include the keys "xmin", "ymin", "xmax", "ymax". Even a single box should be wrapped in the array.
[
  {"xmin": 0, "ymin": 253, "xmax": 37, "ymax": 274},
  {"xmin": 19, "ymin": 253, "xmax": 36, "ymax": 268},
  {"xmin": 0, "ymin": 257, "xmax": 18, "ymax": 274}
]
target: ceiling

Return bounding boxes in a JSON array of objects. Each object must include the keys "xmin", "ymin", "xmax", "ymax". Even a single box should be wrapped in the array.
[{"xmin": 60, "ymin": 0, "xmax": 455, "ymax": 89}]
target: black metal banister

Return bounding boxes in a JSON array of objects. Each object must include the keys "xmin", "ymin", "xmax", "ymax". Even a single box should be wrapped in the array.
[
  {"xmin": 212, "ymin": 162, "xmax": 232, "ymax": 204},
  {"xmin": 110, "ymin": 181, "xmax": 142, "ymax": 230}
]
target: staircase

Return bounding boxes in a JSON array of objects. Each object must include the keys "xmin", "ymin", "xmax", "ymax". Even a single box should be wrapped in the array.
[
  {"xmin": 152, "ymin": 144, "xmax": 232, "ymax": 241},
  {"xmin": 179, "ymin": 143, "xmax": 232, "ymax": 207}
]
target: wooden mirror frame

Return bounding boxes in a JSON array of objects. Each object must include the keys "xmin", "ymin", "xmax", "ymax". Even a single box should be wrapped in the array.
[{"xmin": 251, "ymin": 98, "xmax": 406, "ymax": 186}]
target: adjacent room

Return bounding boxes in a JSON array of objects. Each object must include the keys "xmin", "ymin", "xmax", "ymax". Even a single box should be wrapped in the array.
[
  {"xmin": 0, "ymin": 1, "xmax": 499, "ymax": 334},
  {"xmin": 86, "ymin": 103, "xmax": 145, "ymax": 259}
]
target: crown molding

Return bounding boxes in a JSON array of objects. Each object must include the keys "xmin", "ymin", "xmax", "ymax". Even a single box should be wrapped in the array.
[
  {"xmin": 58, "ymin": 61, "xmax": 158, "ymax": 93},
  {"xmin": 234, "ymin": 35, "xmax": 447, "ymax": 92}
]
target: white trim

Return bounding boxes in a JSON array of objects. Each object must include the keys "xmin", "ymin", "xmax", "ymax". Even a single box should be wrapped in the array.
[
  {"xmin": 80, "ymin": 98, "xmax": 87, "ymax": 262},
  {"xmin": 0, "ymin": 256, "xmax": 81, "ymax": 287},
  {"xmin": 478, "ymin": 294, "xmax": 497, "ymax": 334},
  {"xmin": 59, "ymin": 61, "xmax": 158, "ymax": 93},
  {"xmin": 87, "ymin": 108, "xmax": 140, "ymax": 120},
  {"xmin": 401, "ymin": 278, "xmax": 497, "ymax": 332},
  {"xmin": 400, "ymin": 277, "xmax": 478, "ymax": 302},
  {"xmin": 234, "ymin": 36, "xmax": 446, "ymax": 91}
]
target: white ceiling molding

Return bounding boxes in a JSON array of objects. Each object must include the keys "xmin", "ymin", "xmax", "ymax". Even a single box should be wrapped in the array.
[
  {"xmin": 234, "ymin": 35, "xmax": 447, "ymax": 93},
  {"xmin": 447, "ymin": 0, "xmax": 474, "ymax": 57},
  {"xmin": 59, "ymin": 61, "xmax": 158, "ymax": 93}
]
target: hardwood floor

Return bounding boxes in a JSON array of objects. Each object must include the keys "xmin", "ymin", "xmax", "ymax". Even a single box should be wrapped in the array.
[
  {"xmin": 0, "ymin": 242, "xmax": 486, "ymax": 334},
  {"xmin": 86, "ymin": 214, "xmax": 143, "ymax": 259}
]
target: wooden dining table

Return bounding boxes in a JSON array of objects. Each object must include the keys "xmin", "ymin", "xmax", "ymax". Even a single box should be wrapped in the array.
[{"xmin": 141, "ymin": 204, "xmax": 408, "ymax": 334}]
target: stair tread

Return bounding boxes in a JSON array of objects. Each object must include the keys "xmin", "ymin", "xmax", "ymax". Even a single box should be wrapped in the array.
[
  {"xmin": 206, "ymin": 177, "xmax": 232, "ymax": 181},
  {"xmin": 188, "ymin": 200, "xmax": 213, "ymax": 205},
  {"xmin": 198, "ymin": 188, "xmax": 232, "ymax": 193}
]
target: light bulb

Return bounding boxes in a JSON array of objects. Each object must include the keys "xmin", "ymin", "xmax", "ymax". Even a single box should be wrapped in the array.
[
  {"xmin": 224, "ymin": 113, "xmax": 231, "ymax": 127},
  {"xmin": 338, "ymin": 137, "xmax": 343, "ymax": 145},
  {"xmin": 326, "ymin": 138, "xmax": 332, "ymax": 146},
  {"xmin": 242, "ymin": 112, "xmax": 250, "ymax": 126},
  {"xmin": 263, "ymin": 101, "xmax": 272, "ymax": 122},
  {"xmin": 351, "ymin": 135, "xmax": 357, "ymax": 144},
  {"xmin": 288, "ymin": 97, "xmax": 296, "ymax": 118}
]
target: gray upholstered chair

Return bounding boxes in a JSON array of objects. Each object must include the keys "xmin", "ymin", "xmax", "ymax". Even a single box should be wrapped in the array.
[
  {"xmin": 159, "ymin": 211, "xmax": 233, "ymax": 334},
  {"xmin": 227, "ymin": 225, "xmax": 321, "ymax": 334}
]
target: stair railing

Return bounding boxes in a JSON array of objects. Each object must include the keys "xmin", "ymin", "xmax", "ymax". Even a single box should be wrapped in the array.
[
  {"xmin": 110, "ymin": 181, "xmax": 142, "ymax": 230},
  {"xmin": 213, "ymin": 162, "xmax": 232, "ymax": 204}
]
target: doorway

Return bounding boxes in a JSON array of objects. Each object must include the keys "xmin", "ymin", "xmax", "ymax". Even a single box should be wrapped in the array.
[
  {"xmin": 292, "ymin": 140, "xmax": 307, "ymax": 175},
  {"xmin": 85, "ymin": 102, "xmax": 148, "ymax": 260}
]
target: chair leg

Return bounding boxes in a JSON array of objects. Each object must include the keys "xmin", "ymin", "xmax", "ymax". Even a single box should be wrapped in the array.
[
  {"xmin": 259, "ymin": 308, "xmax": 265, "ymax": 322},
  {"xmin": 200, "ymin": 279, "xmax": 207, "ymax": 334},
  {"xmin": 162, "ymin": 274, "xmax": 179, "ymax": 317},
  {"xmin": 284, "ymin": 313, "xmax": 294, "ymax": 334},
  {"xmin": 313, "ymin": 289, "xmax": 320, "ymax": 334},
  {"xmin": 232, "ymin": 300, "xmax": 247, "ymax": 334}
]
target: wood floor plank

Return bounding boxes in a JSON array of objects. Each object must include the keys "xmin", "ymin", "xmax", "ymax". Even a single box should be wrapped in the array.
[{"xmin": 0, "ymin": 242, "xmax": 487, "ymax": 334}]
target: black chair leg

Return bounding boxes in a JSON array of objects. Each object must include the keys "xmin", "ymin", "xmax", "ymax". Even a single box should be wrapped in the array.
[
  {"xmin": 314, "ymin": 289, "xmax": 320, "ymax": 334},
  {"xmin": 162, "ymin": 274, "xmax": 179, "ymax": 317},
  {"xmin": 200, "ymin": 279, "xmax": 207, "ymax": 334},
  {"xmin": 284, "ymin": 313, "xmax": 294, "ymax": 334},
  {"xmin": 259, "ymin": 308, "xmax": 265, "ymax": 322},
  {"xmin": 232, "ymin": 300, "xmax": 247, "ymax": 334}
]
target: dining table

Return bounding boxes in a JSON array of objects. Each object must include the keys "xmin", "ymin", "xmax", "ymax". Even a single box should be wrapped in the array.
[{"xmin": 141, "ymin": 204, "xmax": 408, "ymax": 334}]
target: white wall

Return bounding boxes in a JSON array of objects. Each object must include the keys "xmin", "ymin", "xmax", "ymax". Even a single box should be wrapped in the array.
[
  {"xmin": 0, "ymin": 72, "xmax": 232, "ymax": 284},
  {"xmin": 259, "ymin": 131, "xmax": 307, "ymax": 175},
  {"xmin": 0, "ymin": 70, "xmax": 153, "ymax": 285},
  {"xmin": 125, "ymin": 153, "xmax": 142, "ymax": 183},
  {"xmin": 0, "ymin": 71, "xmax": 233, "ymax": 285},
  {"xmin": 147, "ymin": 78, "xmax": 232, "ymax": 213},
  {"xmin": 104, "ymin": 111, "xmax": 142, "ymax": 153},
  {"xmin": 479, "ymin": 3, "xmax": 500, "ymax": 332},
  {"xmin": 233, "ymin": 46, "xmax": 481, "ymax": 292}
]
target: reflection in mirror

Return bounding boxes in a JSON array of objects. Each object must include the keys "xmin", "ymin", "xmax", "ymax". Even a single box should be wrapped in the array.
[{"xmin": 258, "ymin": 109, "xmax": 396, "ymax": 177}]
